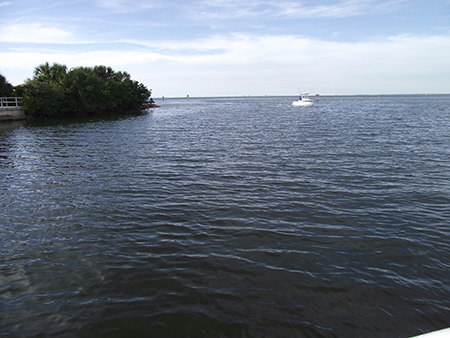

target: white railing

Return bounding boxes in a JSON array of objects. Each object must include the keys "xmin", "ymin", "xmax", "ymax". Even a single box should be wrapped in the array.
[{"xmin": 0, "ymin": 97, "xmax": 23, "ymax": 108}]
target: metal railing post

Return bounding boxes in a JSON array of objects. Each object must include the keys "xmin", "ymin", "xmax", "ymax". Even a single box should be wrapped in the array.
[{"xmin": 0, "ymin": 97, "xmax": 24, "ymax": 108}]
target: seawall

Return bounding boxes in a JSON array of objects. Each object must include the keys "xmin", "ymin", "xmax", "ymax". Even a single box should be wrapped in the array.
[{"xmin": 0, "ymin": 107, "xmax": 26, "ymax": 121}]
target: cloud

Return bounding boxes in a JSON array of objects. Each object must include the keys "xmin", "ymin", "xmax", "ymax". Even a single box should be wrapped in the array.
[
  {"xmin": 195, "ymin": 0, "xmax": 272, "ymax": 19},
  {"xmin": 95, "ymin": 0, "xmax": 160, "ymax": 12},
  {"xmin": 275, "ymin": 0, "xmax": 402, "ymax": 18},
  {"xmin": 192, "ymin": 0, "xmax": 403, "ymax": 20},
  {"xmin": 0, "ymin": 2, "xmax": 10, "ymax": 7},
  {"xmin": 0, "ymin": 23, "xmax": 75, "ymax": 44},
  {"xmin": 1, "ymin": 33, "xmax": 449, "ymax": 95}
]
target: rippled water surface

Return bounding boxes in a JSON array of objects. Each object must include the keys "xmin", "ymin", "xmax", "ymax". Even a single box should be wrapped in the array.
[{"xmin": 1, "ymin": 95, "xmax": 450, "ymax": 337}]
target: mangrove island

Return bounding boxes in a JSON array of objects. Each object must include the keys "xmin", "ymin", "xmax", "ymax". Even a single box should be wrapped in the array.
[{"xmin": 4, "ymin": 62, "xmax": 157, "ymax": 119}]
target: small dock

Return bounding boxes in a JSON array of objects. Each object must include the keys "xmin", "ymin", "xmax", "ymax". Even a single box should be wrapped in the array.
[{"xmin": 0, "ymin": 97, "xmax": 25, "ymax": 121}]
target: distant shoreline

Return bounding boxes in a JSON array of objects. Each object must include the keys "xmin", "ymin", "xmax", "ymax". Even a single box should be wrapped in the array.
[{"xmin": 152, "ymin": 93, "xmax": 450, "ymax": 100}]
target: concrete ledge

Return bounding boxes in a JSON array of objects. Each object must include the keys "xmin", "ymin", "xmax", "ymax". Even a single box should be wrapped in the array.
[{"xmin": 0, "ymin": 107, "xmax": 26, "ymax": 121}]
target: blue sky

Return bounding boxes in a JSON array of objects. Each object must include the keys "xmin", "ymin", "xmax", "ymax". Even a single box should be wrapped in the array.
[{"xmin": 1, "ymin": 0, "xmax": 449, "ymax": 97}]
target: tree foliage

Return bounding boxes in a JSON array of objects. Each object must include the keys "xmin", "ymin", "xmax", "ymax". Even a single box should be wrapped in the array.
[
  {"xmin": 22, "ymin": 63, "xmax": 152, "ymax": 118},
  {"xmin": 0, "ymin": 73, "xmax": 14, "ymax": 97}
]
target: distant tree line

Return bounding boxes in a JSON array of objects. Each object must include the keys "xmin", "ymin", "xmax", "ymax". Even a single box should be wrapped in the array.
[{"xmin": 11, "ymin": 63, "xmax": 153, "ymax": 118}]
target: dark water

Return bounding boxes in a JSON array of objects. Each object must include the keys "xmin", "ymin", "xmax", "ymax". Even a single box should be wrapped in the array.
[{"xmin": 1, "ymin": 95, "xmax": 450, "ymax": 337}]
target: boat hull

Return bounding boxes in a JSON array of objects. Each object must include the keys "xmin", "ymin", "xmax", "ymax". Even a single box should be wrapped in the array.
[{"xmin": 292, "ymin": 100, "xmax": 313, "ymax": 107}]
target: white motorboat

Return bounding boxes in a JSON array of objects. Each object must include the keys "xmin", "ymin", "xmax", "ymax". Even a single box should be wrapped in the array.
[{"xmin": 292, "ymin": 93, "xmax": 318, "ymax": 107}]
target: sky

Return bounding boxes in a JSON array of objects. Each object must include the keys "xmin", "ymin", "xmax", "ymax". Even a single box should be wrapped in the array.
[{"xmin": 1, "ymin": 0, "xmax": 449, "ymax": 97}]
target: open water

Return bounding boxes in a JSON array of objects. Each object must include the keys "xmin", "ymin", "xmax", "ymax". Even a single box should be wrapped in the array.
[{"xmin": 1, "ymin": 95, "xmax": 450, "ymax": 337}]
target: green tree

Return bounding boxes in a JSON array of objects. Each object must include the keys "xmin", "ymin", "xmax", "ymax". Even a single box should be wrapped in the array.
[
  {"xmin": 33, "ymin": 62, "xmax": 67, "ymax": 84},
  {"xmin": 22, "ymin": 81, "xmax": 64, "ymax": 117},
  {"xmin": 22, "ymin": 63, "xmax": 152, "ymax": 118},
  {"xmin": 93, "ymin": 65, "xmax": 115, "ymax": 82},
  {"xmin": 22, "ymin": 63, "xmax": 67, "ymax": 117},
  {"xmin": 0, "ymin": 73, "xmax": 14, "ymax": 97}
]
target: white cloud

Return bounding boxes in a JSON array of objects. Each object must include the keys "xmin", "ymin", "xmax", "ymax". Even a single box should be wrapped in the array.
[
  {"xmin": 1, "ymin": 33, "xmax": 449, "ymax": 95},
  {"xmin": 95, "ymin": 0, "xmax": 160, "ymax": 12},
  {"xmin": 192, "ymin": 0, "xmax": 403, "ymax": 20},
  {"xmin": 0, "ymin": 2, "xmax": 10, "ymax": 7},
  {"xmin": 0, "ymin": 23, "xmax": 75, "ymax": 44},
  {"xmin": 275, "ymin": 0, "xmax": 403, "ymax": 18}
]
